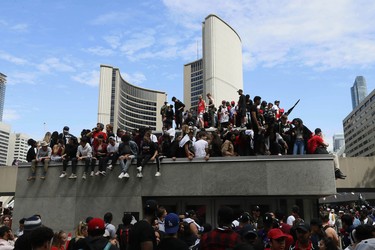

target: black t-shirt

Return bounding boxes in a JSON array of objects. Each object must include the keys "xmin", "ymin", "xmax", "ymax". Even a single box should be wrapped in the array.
[
  {"xmin": 141, "ymin": 141, "xmax": 157, "ymax": 155},
  {"xmin": 250, "ymin": 105, "xmax": 260, "ymax": 130},
  {"xmin": 174, "ymin": 101, "xmax": 185, "ymax": 113},
  {"xmin": 157, "ymin": 237, "xmax": 189, "ymax": 250},
  {"xmin": 128, "ymin": 220, "xmax": 156, "ymax": 250}
]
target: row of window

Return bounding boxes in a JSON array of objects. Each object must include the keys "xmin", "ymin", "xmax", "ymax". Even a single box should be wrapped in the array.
[
  {"xmin": 117, "ymin": 115, "xmax": 156, "ymax": 129},
  {"xmin": 192, "ymin": 80, "xmax": 203, "ymax": 87},
  {"xmin": 123, "ymin": 102, "xmax": 157, "ymax": 116},
  {"xmin": 118, "ymin": 106, "xmax": 156, "ymax": 122},
  {"xmin": 191, "ymin": 85, "xmax": 203, "ymax": 93},
  {"xmin": 191, "ymin": 75, "xmax": 203, "ymax": 82}
]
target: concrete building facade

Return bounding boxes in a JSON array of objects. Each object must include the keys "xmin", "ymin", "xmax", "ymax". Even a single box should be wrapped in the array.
[
  {"xmin": 0, "ymin": 122, "xmax": 11, "ymax": 166},
  {"xmin": 343, "ymin": 88, "xmax": 375, "ymax": 157},
  {"xmin": 184, "ymin": 14, "xmax": 243, "ymax": 110},
  {"xmin": 333, "ymin": 133, "xmax": 345, "ymax": 153},
  {"xmin": 12, "ymin": 155, "xmax": 336, "ymax": 233},
  {"xmin": 0, "ymin": 73, "xmax": 6, "ymax": 122},
  {"xmin": 351, "ymin": 76, "xmax": 368, "ymax": 110},
  {"xmin": 98, "ymin": 65, "xmax": 167, "ymax": 132},
  {"xmin": 184, "ymin": 59, "xmax": 203, "ymax": 109},
  {"xmin": 7, "ymin": 133, "xmax": 29, "ymax": 165}
]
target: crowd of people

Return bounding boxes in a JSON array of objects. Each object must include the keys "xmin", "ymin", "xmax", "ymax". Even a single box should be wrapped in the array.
[
  {"xmin": 24, "ymin": 90, "xmax": 347, "ymax": 181},
  {"xmin": 1, "ymin": 200, "xmax": 375, "ymax": 250}
]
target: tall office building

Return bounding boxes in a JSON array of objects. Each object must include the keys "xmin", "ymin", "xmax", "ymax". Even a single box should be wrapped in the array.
[
  {"xmin": 343, "ymin": 88, "xmax": 375, "ymax": 157},
  {"xmin": 351, "ymin": 76, "xmax": 368, "ymax": 109},
  {"xmin": 0, "ymin": 122, "xmax": 11, "ymax": 166},
  {"xmin": 184, "ymin": 59, "xmax": 204, "ymax": 108},
  {"xmin": 332, "ymin": 134, "xmax": 345, "ymax": 152},
  {"xmin": 0, "ymin": 73, "xmax": 6, "ymax": 122},
  {"xmin": 184, "ymin": 14, "xmax": 243, "ymax": 110},
  {"xmin": 7, "ymin": 133, "xmax": 29, "ymax": 165},
  {"xmin": 98, "ymin": 65, "xmax": 167, "ymax": 132}
]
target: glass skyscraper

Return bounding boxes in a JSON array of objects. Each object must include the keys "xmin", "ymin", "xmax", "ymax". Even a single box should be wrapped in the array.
[
  {"xmin": 0, "ymin": 73, "xmax": 6, "ymax": 122},
  {"xmin": 351, "ymin": 76, "xmax": 368, "ymax": 109}
]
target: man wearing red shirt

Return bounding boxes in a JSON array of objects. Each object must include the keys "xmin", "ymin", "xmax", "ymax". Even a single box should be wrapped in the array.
[
  {"xmin": 307, "ymin": 128, "xmax": 329, "ymax": 154},
  {"xmin": 307, "ymin": 129, "xmax": 346, "ymax": 179}
]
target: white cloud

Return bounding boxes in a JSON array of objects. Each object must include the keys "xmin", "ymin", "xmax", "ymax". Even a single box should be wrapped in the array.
[
  {"xmin": 84, "ymin": 46, "xmax": 114, "ymax": 56},
  {"xmin": 71, "ymin": 70, "xmax": 100, "ymax": 87},
  {"xmin": 163, "ymin": 0, "xmax": 375, "ymax": 70},
  {"xmin": 122, "ymin": 72, "xmax": 147, "ymax": 85},
  {"xmin": 10, "ymin": 23, "xmax": 29, "ymax": 32},
  {"xmin": 3, "ymin": 109, "xmax": 21, "ymax": 121},
  {"xmin": 90, "ymin": 11, "xmax": 130, "ymax": 25},
  {"xmin": 103, "ymin": 35, "xmax": 122, "ymax": 49},
  {"xmin": 0, "ymin": 50, "xmax": 28, "ymax": 65},
  {"xmin": 36, "ymin": 57, "xmax": 75, "ymax": 73},
  {"xmin": 7, "ymin": 72, "xmax": 37, "ymax": 85},
  {"xmin": 120, "ymin": 30, "xmax": 156, "ymax": 56}
]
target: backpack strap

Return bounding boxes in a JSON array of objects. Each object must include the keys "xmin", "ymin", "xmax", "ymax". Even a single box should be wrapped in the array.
[{"xmin": 103, "ymin": 242, "xmax": 112, "ymax": 250}]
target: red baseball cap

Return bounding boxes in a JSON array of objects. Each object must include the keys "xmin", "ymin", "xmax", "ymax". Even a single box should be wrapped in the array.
[
  {"xmin": 268, "ymin": 228, "xmax": 288, "ymax": 239},
  {"xmin": 88, "ymin": 218, "xmax": 105, "ymax": 231}
]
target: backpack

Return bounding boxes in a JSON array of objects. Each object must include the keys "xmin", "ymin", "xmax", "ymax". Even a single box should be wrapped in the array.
[{"xmin": 119, "ymin": 227, "xmax": 130, "ymax": 250}]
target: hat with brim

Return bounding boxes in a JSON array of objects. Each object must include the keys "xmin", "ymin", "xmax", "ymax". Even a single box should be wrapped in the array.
[
  {"xmin": 268, "ymin": 228, "xmax": 288, "ymax": 239},
  {"xmin": 165, "ymin": 213, "xmax": 179, "ymax": 234},
  {"xmin": 296, "ymin": 222, "xmax": 310, "ymax": 232}
]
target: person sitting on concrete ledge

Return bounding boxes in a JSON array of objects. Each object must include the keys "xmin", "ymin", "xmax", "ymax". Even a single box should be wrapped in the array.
[
  {"xmin": 307, "ymin": 128, "xmax": 346, "ymax": 180},
  {"xmin": 27, "ymin": 141, "xmax": 51, "ymax": 181}
]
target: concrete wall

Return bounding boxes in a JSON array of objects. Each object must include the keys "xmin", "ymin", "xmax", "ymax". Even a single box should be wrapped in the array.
[
  {"xmin": 0, "ymin": 166, "xmax": 17, "ymax": 194},
  {"xmin": 336, "ymin": 156, "xmax": 375, "ymax": 189},
  {"xmin": 11, "ymin": 155, "xmax": 336, "ymax": 232}
]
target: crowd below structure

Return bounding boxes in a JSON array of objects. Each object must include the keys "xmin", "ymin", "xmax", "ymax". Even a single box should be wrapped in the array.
[
  {"xmin": 1, "ymin": 198, "xmax": 375, "ymax": 250},
  {"xmin": 23, "ymin": 89, "xmax": 346, "ymax": 181}
]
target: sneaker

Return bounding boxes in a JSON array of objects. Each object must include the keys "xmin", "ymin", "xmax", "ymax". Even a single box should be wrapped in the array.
[
  {"xmin": 40, "ymin": 175, "xmax": 46, "ymax": 180},
  {"xmin": 90, "ymin": 171, "xmax": 95, "ymax": 177},
  {"xmin": 155, "ymin": 172, "xmax": 161, "ymax": 177},
  {"xmin": 27, "ymin": 176, "xmax": 36, "ymax": 181},
  {"xmin": 123, "ymin": 173, "xmax": 130, "ymax": 178},
  {"xmin": 137, "ymin": 166, "xmax": 142, "ymax": 172},
  {"xmin": 118, "ymin": 172, "xmax": 125, "ymax": 179},
  {"xmin": 95, "ymin": 171, "xmax": 100, "ymax": 176},
  {"xmin": 68, "ymin": 174, "xmax": 77, "ymax": 179},
  {"xmin": 137, "ymin": 172, "xmax": 143, "ymax": 178},
  {"xmin": 100, "ymin": 171, "xmax": 106, "ymax": 176},
  {"xmin": 107, "ymin": 165, "xmax": 113, "ymax": 171},
  {"xmin": 59, "ymin": 172, "xmax": 67, "ymax": 178},
  {"xmin": 82, "ymin": 172, "xmax": 87, "ymax": 180}
]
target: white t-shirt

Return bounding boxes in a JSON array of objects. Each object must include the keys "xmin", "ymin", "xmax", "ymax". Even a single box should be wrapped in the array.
[
  {"xmin": 107, "ymin": 142, "xmax": 119, "ymax": 153},
  {"xmin": 194, "ymin": 139, "xmax": 208, "ymax": 158},
  {"xmin": 286, "ymin": 215, "xmax": 295, "ymax": 226},
  {"xmin": 219, "ymin": 106, "xmax": 229, "ymax": 123},
  {"xmin": 166, "ymin": 128, "xmax": 176, "ymax": 142}
]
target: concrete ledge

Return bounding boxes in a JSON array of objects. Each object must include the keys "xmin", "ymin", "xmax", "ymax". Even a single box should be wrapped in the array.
[{"xmin": 12, "ymin": 155, "xmax": 336, "ymax": 232}]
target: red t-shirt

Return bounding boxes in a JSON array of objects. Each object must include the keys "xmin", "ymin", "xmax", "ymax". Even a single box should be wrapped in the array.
[
  {"xmin": 307, "ymin": 135, "xmax": 324, "ymax": 154},
  {"xmin": 198, "ymin": 100, "xmax": 206, "ymax": 114}
]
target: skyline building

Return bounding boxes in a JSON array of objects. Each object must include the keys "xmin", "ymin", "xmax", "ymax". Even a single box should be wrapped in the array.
[
  {"xmin": 351, "ymin": 76, "xmax": 368, "ymax": 109},
  {"xmin": 98, "ymin": 64, "xmax": 167, "ymax": 132},
  {"xmin": 7, "ymin": 132, "xmax": 29, "ymax": 165},
  {"xmin": 0, "ymin": 73, "xmax": 6, "ymax": 122},
  {"xmin": 184, "ymin": 14, "xmax": 243, "ymax": 110},
  {"xmin": 0, "ymin": 122, "xmax": 11, "ymax": 166},
  {"xmin": 343, "ymin": 88, "xmax": 375, "ymax": 157},
  {"xmin": 332, "ymin": 133, "xmax": 345, "ymax": 152}
]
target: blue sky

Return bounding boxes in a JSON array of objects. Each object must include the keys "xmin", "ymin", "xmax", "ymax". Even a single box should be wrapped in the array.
[{"xmin": 1, "ymin": 0, "xmax": 375, "ymax": 148}]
